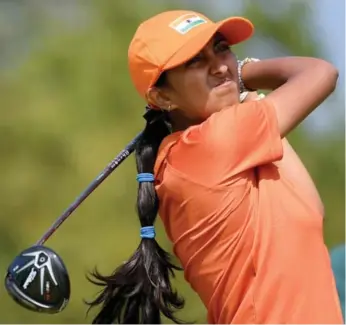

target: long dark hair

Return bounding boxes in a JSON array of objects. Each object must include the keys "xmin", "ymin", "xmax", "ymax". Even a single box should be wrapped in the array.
[{"xmin": 86, "ymin": 74, "xmax": 186, "ymax": 324}]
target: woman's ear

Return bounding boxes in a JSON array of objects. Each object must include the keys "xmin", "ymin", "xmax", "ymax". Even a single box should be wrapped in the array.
[{"xmin": 146, "ymin": 87, "xmax": 172, "ymax": 110}]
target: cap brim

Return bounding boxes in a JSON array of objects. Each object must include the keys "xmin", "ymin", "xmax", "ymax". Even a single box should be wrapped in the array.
[{"xmin": 163, "ymin": 17, "xmax": 254, "ymax": 71}]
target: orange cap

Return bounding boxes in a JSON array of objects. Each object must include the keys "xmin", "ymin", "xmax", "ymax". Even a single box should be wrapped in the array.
[{"xmin": 128, "ymin": 10, "xmax": 254, "ymax": 100}]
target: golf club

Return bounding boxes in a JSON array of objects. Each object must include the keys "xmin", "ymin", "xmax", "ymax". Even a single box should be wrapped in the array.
[{"xmin": 4, "ymin": 131, "xmax": 143, "ymax": 314}]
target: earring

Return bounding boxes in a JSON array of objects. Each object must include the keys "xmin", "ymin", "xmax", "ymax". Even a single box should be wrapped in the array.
[{"xmin": 167, "ymin": 104, "xmax": 172, "ymax": 112}]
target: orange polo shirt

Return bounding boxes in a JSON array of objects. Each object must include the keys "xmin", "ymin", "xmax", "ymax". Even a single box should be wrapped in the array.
[{"xmin": 154, "ymin": 99, "xmax": 343, "ymax": 324}]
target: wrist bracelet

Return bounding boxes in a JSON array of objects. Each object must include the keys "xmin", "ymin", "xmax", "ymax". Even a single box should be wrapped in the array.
[{"xmin": 238, "ymin": 57, "xmax": 260, "ymax": 93}]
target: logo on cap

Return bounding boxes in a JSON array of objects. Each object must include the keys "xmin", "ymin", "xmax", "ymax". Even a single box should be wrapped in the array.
[{"xmin": 169, "ymin": 14, "xmax": 207, "ymax": 35}]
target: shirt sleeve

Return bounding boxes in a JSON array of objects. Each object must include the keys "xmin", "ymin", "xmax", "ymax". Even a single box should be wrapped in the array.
[
  {"xmin": 199, "ymin": 98, "xmax": 283, "ymax": 177},
  {"xmin": 166, "ymin": 98, "xmax": 283, "ymax": 186}
]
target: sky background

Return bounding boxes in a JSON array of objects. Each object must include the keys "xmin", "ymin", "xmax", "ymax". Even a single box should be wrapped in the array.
[
  {"xmin": 313, "ymin": 0, "xmax": 345, "ymax": 80},
  {"xmin": 283, "ymin": 0, "xmax": 345, "ymax": 132}
]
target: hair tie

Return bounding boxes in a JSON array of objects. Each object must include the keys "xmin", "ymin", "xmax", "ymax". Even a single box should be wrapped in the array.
[
  {"xmin": 140, "ymin": 226, "xmax": 155, "ymax": 239},
  {"xmin": 136, "ymin": 173, "xmax": 155, "ymax": 183}
]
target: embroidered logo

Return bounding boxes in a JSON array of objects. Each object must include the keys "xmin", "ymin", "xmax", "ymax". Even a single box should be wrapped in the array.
[{"xmin": 169, "ymin": 14, "xmax": 207, "ymax": 34}]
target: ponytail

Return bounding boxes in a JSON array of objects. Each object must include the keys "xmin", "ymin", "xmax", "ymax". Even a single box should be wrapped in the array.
[{"xmin": 86, "ymin": 108, "xmax": 185, "ymax": 323}]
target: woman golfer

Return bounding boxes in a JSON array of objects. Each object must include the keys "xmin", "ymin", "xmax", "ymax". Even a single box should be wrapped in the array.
[{"xmin": 88, "ymin": 9, "xmax": 342, "ymax": 324}]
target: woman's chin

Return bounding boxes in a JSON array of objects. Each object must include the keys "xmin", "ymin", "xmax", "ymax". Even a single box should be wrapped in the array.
[
  {"xmin": 219, "ymin": 94, "xmax": 240, "ymax": 108},
  {"xmin": 212, "ymin": 83, "xmax": 238, "ymax": 102}
]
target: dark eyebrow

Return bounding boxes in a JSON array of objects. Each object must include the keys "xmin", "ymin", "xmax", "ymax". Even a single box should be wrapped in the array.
[
  {"xmin": 184, "ymin": 32, "xmax": 228, "ymax": 67},
  {"xmin": 213, "ymin": 32, "xmax": 228, "ymax": 44}
]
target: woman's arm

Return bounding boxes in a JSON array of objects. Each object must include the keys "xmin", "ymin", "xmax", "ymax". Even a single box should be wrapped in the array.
[{"xmin": 241, "ymin": 57, "xmax": 339, "ymax": 137}]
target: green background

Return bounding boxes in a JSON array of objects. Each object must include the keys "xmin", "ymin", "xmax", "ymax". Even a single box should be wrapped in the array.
[{"xmin": 0, "ymin": 0, "xmax": 344, "ymax": 323}]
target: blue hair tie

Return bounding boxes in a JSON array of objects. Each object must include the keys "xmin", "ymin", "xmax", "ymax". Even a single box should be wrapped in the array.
[
  {"xmin": 136, "ymin": 173, "xmax": 155, "ymax": 183},
  {"xmin": 140, "ymin": 226, "xmax": 155, "ymax": 239}
]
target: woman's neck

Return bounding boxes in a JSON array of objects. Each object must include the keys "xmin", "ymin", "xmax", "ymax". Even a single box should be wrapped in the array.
[{"xmin": 169, "ymin": 110, "xmax": 204, "ymax": 132}]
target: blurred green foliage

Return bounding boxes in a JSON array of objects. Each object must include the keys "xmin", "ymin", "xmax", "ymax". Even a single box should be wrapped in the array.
[{"xmin": 0, "ymin": 0, "xmax": 344, "ymax": 323}]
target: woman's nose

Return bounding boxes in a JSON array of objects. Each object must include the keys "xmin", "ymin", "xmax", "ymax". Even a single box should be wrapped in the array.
[
  {"xmin": 210, "ymin": 57, "xmax": 228, "ymax": 76},
  {"xmin": 218, "ymin": 64, "xmax": 228, "ymax": 74}
]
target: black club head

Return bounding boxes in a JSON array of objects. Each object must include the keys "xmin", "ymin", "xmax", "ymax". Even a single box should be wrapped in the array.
[{"xmin": 4, "ymin": 245, "xmax": 70, "ymax": 314}]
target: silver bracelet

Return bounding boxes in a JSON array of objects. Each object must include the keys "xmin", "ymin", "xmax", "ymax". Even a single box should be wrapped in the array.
[{"xmin": 238, "ymin": 57, "xmax": 260, "ymax": 93}]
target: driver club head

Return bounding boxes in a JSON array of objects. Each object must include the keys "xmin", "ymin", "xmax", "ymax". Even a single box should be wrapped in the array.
[{"xmin": 5, "ymin": 245, "xmax": 70, "ymax": 314}]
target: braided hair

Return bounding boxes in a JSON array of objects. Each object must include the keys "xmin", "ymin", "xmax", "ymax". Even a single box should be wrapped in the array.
[{"xmin": 86, "ymin": 73, "xmax": 186, "ymax": 324}]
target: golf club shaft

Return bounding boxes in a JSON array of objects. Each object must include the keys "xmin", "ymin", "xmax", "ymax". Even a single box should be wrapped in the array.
[{"xmin": 36, "ymin": 132, "xmax": 143, "ymax": 246}]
